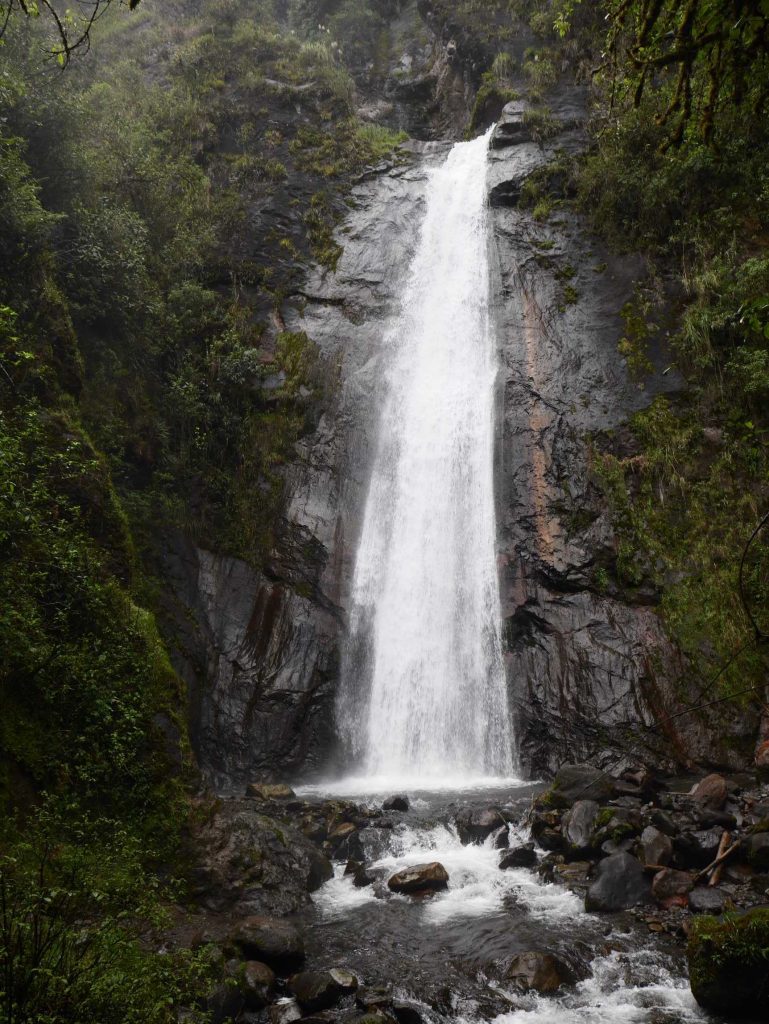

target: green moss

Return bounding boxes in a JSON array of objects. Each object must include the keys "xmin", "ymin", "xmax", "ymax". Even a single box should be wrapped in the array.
[{"xmin": 688, "ymin": 909, "xmax": 769, "ymax": 1016}]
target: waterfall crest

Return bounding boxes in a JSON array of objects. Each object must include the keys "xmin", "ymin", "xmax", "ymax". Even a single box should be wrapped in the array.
[{"xmin": 340, "ymin": 130, "xmax": 515, "ymax": 784}]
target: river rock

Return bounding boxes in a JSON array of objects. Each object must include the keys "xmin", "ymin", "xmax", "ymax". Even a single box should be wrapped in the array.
[
  {"xmin": 207, "ymin": 982, "xmax": 245, "ymax": 1024},
  {"xmin": 745, "ymin": 832, "xmax": 769, "ymax": 870},
  {"xmin": 246, "ymin": 782, "xmax": 296, "ymax": 800},
  {"xmin": 455, "ymin": 806, "xmax": 506, "ymax": 844},
  {"xmin": 641, "ymin": 825, "xmax": 673, "ymax": 867},
  {"xmin": 551, "ymin": 765, "xmax": 615, "ymax": 806},
  {"xmin": 561, "ymin": 799, "xmax": 600, "ymax": 852},
  {"xmin": 504, "ymin": 951, "xmax": 573, "ymax": 993},
  {"xmin": 289, "ymin": 969, "xmax": 358, "ymax": 1011},
  {"xmin": 688, "ymin": 887, "xmax": 727, "ymax": 915},
  {"xmin": 652, "ymin": 868, "xmax": 695, "ymax": 906},
  {"xmin": 553, "ymin": 861, "xmax": 592, "ymax": 888},
  {"xmin": 500, "ymin": 844, "xmax": 537, "ymax": 869},
  {"xmin": 232, "ymin": 916, "xmax": 305, "ymax": 972},
  {"xmin": 675, "ymin": 828, "xmax": 722, "ymax": 869},
  {"xmin": 382, "ymin": 795, "xmax": 410, "ymax": 812},
  {"xmin": 692, "ymin": 774, "xmax": 728, "ymax": 811},
  {"xmin": 269, "ymin": 998, "xmax": 302, "ymax": 1024},
  {"xmin": 494, "ymin": 825, "xmax": 510, "ymax": 849},
  {"xmin": 649, "ymin": 808, "xmax": 678, "ymax": 837},
  {"xmin": 585, "ymin": 852, "xmax": 652, "ymax": 912},
  {"xmin": 387, "ymin": 862, "xmax": 449, "ymax": 894}
]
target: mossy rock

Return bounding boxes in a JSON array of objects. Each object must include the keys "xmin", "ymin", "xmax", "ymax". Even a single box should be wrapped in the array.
[{"xmin": 688, "ymin": 908, "xmax": 769, "ymax": 1017}]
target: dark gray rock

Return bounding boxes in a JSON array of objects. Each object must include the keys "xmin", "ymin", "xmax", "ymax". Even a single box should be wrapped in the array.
[
  {"xmin": 500, "ymin": 844, "xmax": 537, "ymax": 869},
  {"xmin": 746, "ymin": 833, "xmax": 769, "ymax": 870},
  {"xmin": 550, "ymin": 766, "xmax": 615, "ymax": 806},
  {"xmin": 289, "ymin": 969, "xmax": 358, "ymax": 1011},
  {"xmin": 387, "ymin": 862, "xmax": 449, "ymax": 894},
  {"xmin": 688, "ymin": 887, "xmax": 727, "ymax": 915},
  {"xmin": 504, "ymin": 951, "xmax": 574, "ymax": 993},
  {"xmin": 455, "ymin": 806, "xmax": 506, "ymax": 844},
  {"xmin": 189, "ymin": 800, "xmax": 333, "ymax": 916},
  {"xmin": 382, "ymin": 795, "xmax": 410, "ymax": 812},
  {"xmin": 641, "ymin": 825, "xmax": 673, "ymax": 867},
  {"xmin": 232, "ymin": 916, "xmax": 305, "ymax": 973},
  {"xmin": 561, "ymin": 799, "xmax": 600, "ymax": 852},
  {"xmin": 585, "ymin": 852, "xmax": 652, "ymax": 912},
  {"xmin": 269, "ymin": 999, "xmax": 302, "ymax": 1024}
]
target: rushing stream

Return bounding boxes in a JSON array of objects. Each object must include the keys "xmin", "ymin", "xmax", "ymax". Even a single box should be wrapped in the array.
[{"xmin": 308, "ymin": 136, "xmax": 710, "ymax": 1024}]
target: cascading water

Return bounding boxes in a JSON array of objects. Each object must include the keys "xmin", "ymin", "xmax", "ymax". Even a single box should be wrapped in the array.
[{"xmin": 339, "ymin": 129, "xmax": 515, "ymax": 784}]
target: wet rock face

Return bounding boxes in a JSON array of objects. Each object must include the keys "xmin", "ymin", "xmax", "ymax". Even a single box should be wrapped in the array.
[
  {"xmin": 487, "ymin": 93, "xmax": 756, "ymax": 775},
  {"xmin": 504, "ymin": 951, "xmax": 573, "ymax": 994}
]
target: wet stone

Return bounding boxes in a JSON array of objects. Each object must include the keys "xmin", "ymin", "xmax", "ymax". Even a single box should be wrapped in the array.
[
  {"xmin": 504, "ymin": 951, "xmax": 574, "ymax": 994},
  {"xmin": 585, "ymin": 852, "xmax": 652, "ymax": 912},
  {"xmin": 500, "ymin": 844, "xmax": 537, "ymax": 869},
  {"xmin": 382, "ymin": 795, "xmax": 410, "ymax": 812},
  {"xmin": 652, "ymin": 868, "xmax": 695, "ymax": 906},
  {"xmin": 289, "ymin": 969, "xmax": 358, "ymax": 1012},
  {"xmin": 561, "ymin": 799, "xmax": 600, "ymax": 853},
  {"xmin": 692, "ymin": 774, "xmax": 728, "ymax": 811},
  {"xmin": 641, "ymin": 825, "xmax": 673, "ymax": 867},
  {"xmin": 233, "ymin": 916, "xmax": 305, "ymax": 973},
  {"xmin": 688, "ymin": 886, "xmax": 728, "ymax": 915},
  {"xmin": 387, "ymin": 862, "xmax": 449, "ymax": 894}
]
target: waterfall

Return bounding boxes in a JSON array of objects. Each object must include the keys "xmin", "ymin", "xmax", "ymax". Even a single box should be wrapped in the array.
[{"xmin": 338, "ymin": 129, "xmax": 515, "ymax": 785}]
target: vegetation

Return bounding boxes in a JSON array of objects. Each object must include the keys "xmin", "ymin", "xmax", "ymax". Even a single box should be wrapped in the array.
[{"xmin": 688, "ymin": 909, "xmax": 769, "ymax": 1015}]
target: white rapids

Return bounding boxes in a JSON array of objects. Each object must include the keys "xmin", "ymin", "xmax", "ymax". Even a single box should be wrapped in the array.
[{"xmin": 339, "ymin": 128, "xmax": 514, "ymax": 782}]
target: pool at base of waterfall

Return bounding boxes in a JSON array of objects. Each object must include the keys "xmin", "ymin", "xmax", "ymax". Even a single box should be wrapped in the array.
[{"xmin": 295, "ymin": 781, "xmax": 710, "ymax": 1024}]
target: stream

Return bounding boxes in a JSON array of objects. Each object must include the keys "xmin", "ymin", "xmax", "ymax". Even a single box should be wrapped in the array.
[{"xmin": 296, "ymin": 781, "xmax": 708, "ymax": 1024}]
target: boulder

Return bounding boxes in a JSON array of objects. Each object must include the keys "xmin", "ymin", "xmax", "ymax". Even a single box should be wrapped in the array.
[
  {"xmin": 745, "ymin": 832, "xmax": 769, "ymax": 871},
  {"xmin": 675, "ymin": 828, "xmax": 723, "ymax": 869},
  {"xmin": 688, "ymin": 907, "xmax": 769, "ymax": 1016},
  {"xmin": 756, "ymin": 739, "xmax": 769, "ymax": 770},
  {"xmin": 649, "ymin": 809, "xmax": 678, "ymax": 837},
  {"xmin": 356, "ymin": 986, "xmax": 392, "ymax": 1011},
  {"xmin": 688, "ymin": 887, "xmax": 727, "ymax": 915},
  {"xmin": 455, "ymin": 806, "xmax": 506, "ymax": 844},
  {"xmin": 692, "ymin": 774, "xmax": 728, "ymax": 812},
  {"xmin": 500, "ymin": 844, "xmax": 537, "ymax": 870},
  {"xmin": 246, "ymin": 783, "xmax": 296, "ymax": 800},
  {"xmin": 269, "ymin": 998, "xmax": 302, "ymax": 1024},
  {"xmin": 190, "ymin": 799, "xmax": 332, "ymax": 916},
  {"xmin": 387, "ymin": 862, "xmax": 449, "ymax": 894},
  {"xmin": 652, "ymin": 868, "xmax": 695, "ymax": 906},
  {"xmin": 289, "ymin": 969, "xmax": 358, "ymax": 1012},
  {"xmin": 552, "ymin": 861, "xmax": 592, "ymax": 889},
  {"xmin": 584, "ymin": 852, "xmax": 652, "ymax": 912},
  {"xmin": 382, "ymin": 795, "xmax": 410, "ymax": 812},
  {"xmin": 504, "ymin": 951, "xmax": 573, "ymax": 993},
  {"xmin": 561, "ymin": 800, "xmax": 600, "ymax": 852},
  {"xmin": 494, "ymin": 825, "xmax": 510, "ymax": 849},
  {"xmin": 551, "ymin": 765, "xmax": 615, "ymax": 806},
  {"xmin": 640, "ymin": 825, "xmax": 673, "ymax": 867},
  {"xmin": 232, "ymin": 916, "xmax": 305, "ymax": 972},
  {"xmin": 207, "ymin": 983, "xmax": 245, "ymax": 1024}
]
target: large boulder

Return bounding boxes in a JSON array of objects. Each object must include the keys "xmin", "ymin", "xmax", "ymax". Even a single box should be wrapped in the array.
[
  {"xmin": 550, "ymin": 765, "xmax": 615, "ymax": 806},
  {"xmin": 504, "ymin": 952, "xmax": 573, "ymax": 993},
  {"xmin": 224, "ymin": 960, "xmax": 276, "ymax": 1010},
  {"xmin": 382, "ymin": 795, "xmax": 410, "ymax": 812},
  {"xmin": 688, "ymin": 887, "xmax": 727, "ymax": 915},
  {"xmin": 745, "ymin": 832, "xmax": 769, "ymax": 871},
  {"xmin": 692, "ymin": 774, "xmax": 728, "ymax": 811},
  {"xmin": 561, "ymin": 800, "xmax": 600, "ymax": 853},
  {"xmin": 500, "ymin": 844, "xmax": 537, "ymax": 870},
  {"xmin": 455, "ymin": 806, "xmax": 506, "ymax": 844},
  {"xmin": 289, "ymin": 969, "xmax": 358, "ymax": 1011},
  {"xmin": 652, "ymin": 868, "xmax": 695, "ymax": 906},
  {"xmin": 584, "ymin": 852, "xmax": 652, "ymax": 912},
  {"xmin": 387, "ymin": 862, "xmax": 449, "ymax": 894},
  {"xmin": 189, "ymin": 799, "xmax": 333, "ymax": 916},
  {"xmin": 640, "ymin": 825, "xmax": 673, "ymax": 867},
  {"xmin": 689, "ymin": 907, "xmax": 769, "ymax": 1016},
  {"xmin": 232, "ymin": 916, "xmax": 305, "ymax": 972}
]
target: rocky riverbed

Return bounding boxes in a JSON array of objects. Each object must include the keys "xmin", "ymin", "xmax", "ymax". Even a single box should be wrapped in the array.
[{"xmin": 165, "ymin": 765, "xmax": 769, "ymax": 1023}]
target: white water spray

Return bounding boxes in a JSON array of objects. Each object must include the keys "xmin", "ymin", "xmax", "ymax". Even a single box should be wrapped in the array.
[{"xmin": 339, "ymin": 130, "xmax": 514, "ymax": 783}]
